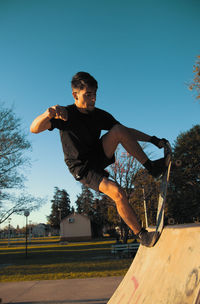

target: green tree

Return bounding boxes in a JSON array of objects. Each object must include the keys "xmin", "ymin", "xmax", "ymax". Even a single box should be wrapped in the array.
[
  {"xmin": 75, "ymin": 185, "xmax": 111, "ymax": 237},
  {"xmin": 91, "ymin": 195, "xmax": 113, "ymax": 238},
  {"xmin": 75, "ymin": 185, "xmax": 94, "ymax": 216},
  {"xmin": 168, "ymin": 125, "xmax": 200, "ymax": 223},
  {"xmin": 47, "ymin": 187, "xmax": 71, "ymax": 228}
]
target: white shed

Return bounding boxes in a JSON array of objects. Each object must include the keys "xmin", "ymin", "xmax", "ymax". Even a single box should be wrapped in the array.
[
  {"xmin": 32, "ymin": 223, "xmax": 46, "ymax": 237},
  {"xmin": 60, "ymin": 213, "xmax": 92, "ymax": 241}
]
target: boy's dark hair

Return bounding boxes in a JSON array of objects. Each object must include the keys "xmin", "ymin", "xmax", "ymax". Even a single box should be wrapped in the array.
[{"xmin": 71, "ymin": 72, "xmax": 98, "ymax": 90}]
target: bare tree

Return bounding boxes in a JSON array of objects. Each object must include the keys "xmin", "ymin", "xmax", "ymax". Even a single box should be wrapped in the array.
[
  {"xmin": 130, "ymin": 169, "xmax": 159, "ymax": 226},
  {"xmin": 107, "ymin": 148, "xmax": 143, "ymax": 242},
  {"xmin": 189, "ymin": 55, "xmax": 200, "ymax": 100},
  {"xmin": 0, "ymin": 193, "xmax": 45, "ymax": 224},
  {"xmin": 0, "ymin": 103, "xmax": 31, "ymax": 190},
  {"xmin": 109, "ymin": 149, "xmax": 142, "ymax": 197},
  {"xmin": 0, "ymin": 103, "xmax": 44, "ymax": 223}
]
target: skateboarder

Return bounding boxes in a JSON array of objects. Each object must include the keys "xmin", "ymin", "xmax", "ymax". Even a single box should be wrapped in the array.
[{"xmin": 30, "ymin": 71, "xmax": 168, "ymax": 247}]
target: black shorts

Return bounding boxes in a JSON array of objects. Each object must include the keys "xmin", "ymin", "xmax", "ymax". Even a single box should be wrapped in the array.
[{"xmin": 78, "ymin": 139, "xmax": 115, "ymax": 192}]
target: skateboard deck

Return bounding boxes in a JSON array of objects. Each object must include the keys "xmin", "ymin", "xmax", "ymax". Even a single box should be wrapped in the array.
[{"xmin": 155, "ymin": 142, "xmax": 172, "ymax": 239}]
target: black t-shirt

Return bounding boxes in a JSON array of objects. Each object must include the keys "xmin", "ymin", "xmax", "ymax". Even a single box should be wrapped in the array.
[{"xmin": 49, "ymin": 104, "xmax": 120, "ymax": 175}]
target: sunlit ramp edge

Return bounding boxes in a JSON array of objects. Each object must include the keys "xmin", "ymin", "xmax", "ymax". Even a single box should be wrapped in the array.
[{"xmin": 108, "ymin": 224, "xmax": 200, "ymax": 304}]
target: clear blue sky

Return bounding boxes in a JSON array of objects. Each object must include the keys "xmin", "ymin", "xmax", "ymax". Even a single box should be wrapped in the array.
[{"xmin": 0, "ymin": 0, "xmax": 199, "ymax": 228}]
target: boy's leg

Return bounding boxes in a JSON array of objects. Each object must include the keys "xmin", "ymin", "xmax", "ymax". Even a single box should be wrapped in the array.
[
  {"xmin": 99, "ymin": 177, "xmax": 158, "ymax": 247},
  {"xmin": 99, "ymin": 178, "xmax": 141, "ymax": 234},
  {"xmin": 101, "ymin": 124, "xmax": 149, "ymax": 165},
  {"xmin": 101, "ymin": 124, "xmax": 168, "ymax": 178}
]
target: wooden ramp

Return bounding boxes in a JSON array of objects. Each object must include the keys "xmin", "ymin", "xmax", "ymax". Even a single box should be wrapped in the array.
[{"xmin": 108, "ymin": 224, "xmax": 200, "ymax": 304}]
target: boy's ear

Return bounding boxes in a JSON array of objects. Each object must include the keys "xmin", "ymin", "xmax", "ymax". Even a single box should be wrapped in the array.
[{"xmin": 72, "ymin": 91, "xmax": 78, "ymax": 100}]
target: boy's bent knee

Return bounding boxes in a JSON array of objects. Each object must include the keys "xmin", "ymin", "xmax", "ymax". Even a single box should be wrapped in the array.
[
  {"xmin": 113, "ymin": 186, "xmax": 126, "ymax": 202},
  {"xmin": 110, "ymin": 124, "xmax": 127, "ymax": 138},
  {"xmin": 99, "ymin": 178, "xmax": 126, "ymax": 202}
]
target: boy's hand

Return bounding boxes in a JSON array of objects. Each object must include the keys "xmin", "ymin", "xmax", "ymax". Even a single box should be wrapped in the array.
[
  {"xmin": 150, "ymin": 136, "xmax": 169, "ymax": 148},
  {"xmin": 46, "ymin": 105, "xmax": 68, "ymax": 121}
]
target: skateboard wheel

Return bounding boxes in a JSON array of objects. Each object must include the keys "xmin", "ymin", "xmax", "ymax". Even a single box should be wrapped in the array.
[
  {"xmin": 175, "ymin": 160, "xmax": 182, "ymax": 167},
  {"xmin": 168, "ymin": 218, "xmax": 175, "ymax": 225}
]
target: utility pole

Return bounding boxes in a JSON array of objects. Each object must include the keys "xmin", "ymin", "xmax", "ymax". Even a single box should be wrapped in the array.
[
  {"xmin": 8, "ymin": 218, "xmax": 11, "ymax": 246},
  {"xmin": 142, "ymin": 187, "xmax": 148, "ymax": 228},
  {"xmin": 58, "ymin": 208, "xmax": 62, "ymax": 237},
  {"xmin": 24, "ymin": 210, "xmax": 30, "ymax": 258}
]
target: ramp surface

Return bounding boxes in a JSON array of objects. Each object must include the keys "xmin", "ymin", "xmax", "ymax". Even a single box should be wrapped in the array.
[{"xmin": 108, "ymin": 224, "xmax": 200, "ymax": 304}]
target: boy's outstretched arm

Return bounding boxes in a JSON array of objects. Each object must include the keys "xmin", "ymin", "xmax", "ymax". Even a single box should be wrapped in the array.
[{"xmin": 30, "ymin": 105, "xmax": 68, "ymax": 134}]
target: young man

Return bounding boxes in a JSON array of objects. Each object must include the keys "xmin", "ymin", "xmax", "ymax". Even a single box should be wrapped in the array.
[{"xmin": 30, "ymin": 71, "xmax": 169, "ymax": 247}]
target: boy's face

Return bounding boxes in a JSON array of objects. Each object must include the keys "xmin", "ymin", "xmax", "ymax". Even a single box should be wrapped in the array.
[{"xmin": 73, "ymin": 86, "xmax": 97, "ymax": 113}]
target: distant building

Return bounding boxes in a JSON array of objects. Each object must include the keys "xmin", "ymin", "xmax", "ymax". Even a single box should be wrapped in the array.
[
  {"xmin": 32, "ymin": 223, "xmax": 46, "ymax": 237},
  {"xmin": 60, "ymin": 213, "xmax": 92, "ymax": 241}
]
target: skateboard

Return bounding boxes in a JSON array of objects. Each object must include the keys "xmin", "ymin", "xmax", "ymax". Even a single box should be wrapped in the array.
[{"xmin": 155, "ymin": 142, "xmax": 172, "ymax": 242}]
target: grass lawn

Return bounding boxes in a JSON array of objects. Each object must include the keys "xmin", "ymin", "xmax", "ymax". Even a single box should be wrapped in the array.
[{"xmin": 0, "ymin": 238, "xmax": 135, "ymax": 282}]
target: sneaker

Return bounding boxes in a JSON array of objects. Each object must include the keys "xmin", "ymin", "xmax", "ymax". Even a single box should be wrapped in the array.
[
  {"xmin": 149, "ymin": 157, "xmax": 168, "ymax": 179},
  {"xmin": 137, "ymin": 228, "xmax": 159, "ymax": 247}
]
